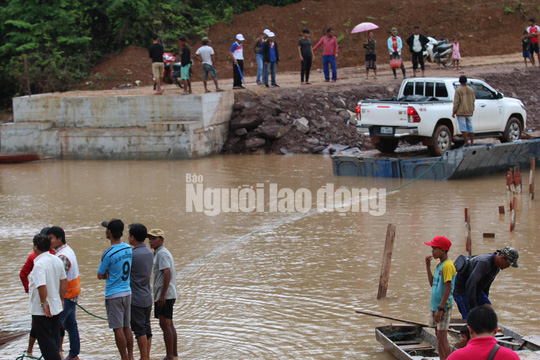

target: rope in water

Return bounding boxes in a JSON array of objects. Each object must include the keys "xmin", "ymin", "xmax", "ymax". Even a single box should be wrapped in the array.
[
  {"xmin": 388, "ymin": 155, "xmax": 444, "ymax": 193},
  {"xmin": 15, "ymin": 353, "xmax": 42, "ymax": 360},
  {"xmin": 76, "ymin": 303, "xmax": 107, "ymax": 321}
]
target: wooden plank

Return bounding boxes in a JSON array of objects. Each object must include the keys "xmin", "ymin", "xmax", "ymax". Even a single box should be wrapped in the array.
[
  {"xmin": 465, "ymin": 207, "xmax": 471, "ymax": 256},
  {"xmin": 510, "ymin": 196, "xmax": 516, "ymax": 232},
  {"xmin": 377, "ymin": 224, "xmax": 396, "ymax": 300},
  {"xmin": 355, "ymin": 309, "xmax": 429, "ymax": 327},
  {"xmin": 401, "ymin": 343, "xmax": 434, "ymax": 351},
  {"xmin": 394, "ymin": 340, "xmax": 422, "ymax": 345}
]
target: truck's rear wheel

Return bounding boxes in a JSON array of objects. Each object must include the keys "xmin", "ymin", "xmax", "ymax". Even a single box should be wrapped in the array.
[
  {"xmin": 429, "ymin": 125, "xmax": 452, "ymax": 156},
  {"xmin": 375, "ymin": 139, "xmax": 399, "ymax": 153},
  {"xmin": 501, "ymin": 117, "xmax": 522, "ymax": 143}
]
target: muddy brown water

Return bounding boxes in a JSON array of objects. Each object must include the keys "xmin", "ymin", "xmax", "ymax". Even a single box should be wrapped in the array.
[{"xmin": 0, "ymin": 156, "xmax": 538, "ymax": 359}]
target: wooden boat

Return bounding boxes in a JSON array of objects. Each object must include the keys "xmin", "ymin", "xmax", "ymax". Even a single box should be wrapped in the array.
[
  {"xmin": 376, "ymin": 324, "xmax": 453, "ymax": 360},
  {"xmin": 375, "ymin": 323, "xmax": 540, "ymax": 360},
  {"xmin": 0, "ymin": 153, "xmax": 42, "ymax": 164},
  {"xmin": 0, "ymin": 330, "xmax": 28, "ymax": 348}
]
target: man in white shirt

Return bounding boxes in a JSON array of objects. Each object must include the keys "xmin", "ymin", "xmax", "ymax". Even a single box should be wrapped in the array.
[
  {"xmin": 195, "ymin": 37, "xmax": 222, "ymax": 93},
  {"xmin": 29, "ymin": 233, "xmax": 67, "ymax": 360},
  {"xmin": 406, "ymin": 26, "xmax": 429, "ymax": 77}
]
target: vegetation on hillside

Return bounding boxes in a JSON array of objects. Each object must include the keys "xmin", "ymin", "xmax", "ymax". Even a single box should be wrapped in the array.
[{"xmin": 0, "ymin": 0, "xmax": 299, "ymax": 108}]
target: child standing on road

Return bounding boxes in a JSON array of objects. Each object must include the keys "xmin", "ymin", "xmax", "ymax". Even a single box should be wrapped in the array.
[
  {"xmin": 522, "ymin": 30, "xmax": 533, "ymax": 67},
  {"xmin": 424, "ymin": 236, "xmax": 456, "ymax": 360},
  {"xmin": 452, "ymin": 37, "xmax": 461, "ymax": 71},
  {"xmin": 363, "ymin": 31, "xmax": 377, "ymax": 79}
]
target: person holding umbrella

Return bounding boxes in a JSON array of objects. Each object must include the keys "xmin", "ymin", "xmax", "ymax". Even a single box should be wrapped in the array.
[
  {"xmin": 230, "ymin": 34, "xmax": 245, "ymax": 89},
  {"xmin": 352, "ymin": 22, "xmax": 379, "ymax": 80},
  {"xmin": 363, "ymin": 31, "xmax": 377, "ymax": 79}
]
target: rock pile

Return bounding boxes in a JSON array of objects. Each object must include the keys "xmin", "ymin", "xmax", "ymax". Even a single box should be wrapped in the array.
[{"xmin": 222, "ymin": 85, "xmax": 393, "ymax": 155}]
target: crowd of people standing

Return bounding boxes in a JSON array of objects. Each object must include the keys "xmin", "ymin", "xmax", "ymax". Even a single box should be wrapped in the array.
[
  {"xmin": 20, "ymin": 220, "xmax": 178, "ymax": 360},
  {"xmin": 148, "ymin": 18, "xmax": 538, "ymax": 94}
]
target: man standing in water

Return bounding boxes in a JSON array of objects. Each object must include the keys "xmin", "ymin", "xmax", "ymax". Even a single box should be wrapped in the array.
[
  {"xmin": 128, "ymin": 223, "xmax": 153, "ymax": 360},
  {"xmin": 453, "ymin": 246, "xmax": 519, "ymax": 319},
  {"xmin": 28, "ymin": 233, "xmax": 67, "ymax": 360},
  {"xmin": 424, "ymin": 236, "xmax": 456, "ymax": 360},
  {"xmin": 98, "ymin": 219, "xmax": 134, "ymax": 360},
  {"xmin": 148, "ymin": 229, "xmax": 178, "ymax": 360},
  {"xmin": 48, "ymin": 226, "xmax": 81, "ymax": 360}
]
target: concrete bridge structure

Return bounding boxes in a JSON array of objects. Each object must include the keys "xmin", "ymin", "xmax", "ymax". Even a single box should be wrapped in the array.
[{"xmin": 0, "ymin": 91, "xmax": 234, "ymax": 159}]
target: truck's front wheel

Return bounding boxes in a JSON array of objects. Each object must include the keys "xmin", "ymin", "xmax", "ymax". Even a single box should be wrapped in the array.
[
  {"xmin": 429, "ymin": 125, "xmax": 452, "ymax": 156},
  {"xmin": 375, "ymin": 138, "xmax": 399, "ymax": 153}
]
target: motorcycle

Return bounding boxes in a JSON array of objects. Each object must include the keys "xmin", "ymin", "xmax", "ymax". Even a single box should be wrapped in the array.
[
  {"xmin": 154, "ymin": 52, "xmax": 182, "ymax": 89},
  {"xmin": 423, "ymin": 37, "xmax": 453, "ymax": 67}
]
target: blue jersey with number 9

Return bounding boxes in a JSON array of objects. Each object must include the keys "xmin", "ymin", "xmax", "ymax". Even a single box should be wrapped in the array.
[{"xmin": 98, "ymin": 242, "xmax": 132, "ymax": 297}]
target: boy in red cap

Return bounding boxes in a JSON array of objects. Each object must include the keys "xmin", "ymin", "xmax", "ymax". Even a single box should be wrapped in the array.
[{"xmin": 425, "ymin": 235, "xmax": 456, "ymax": 360}]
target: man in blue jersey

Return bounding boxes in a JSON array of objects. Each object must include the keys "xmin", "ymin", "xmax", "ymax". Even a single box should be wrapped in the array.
[
  {"xmin": 230, "ymin": 34, "xmax": 245, "ymax": 89},
  {"xmin": 98, "ymin": 219, "xmax": 134, "ymax": 360}
]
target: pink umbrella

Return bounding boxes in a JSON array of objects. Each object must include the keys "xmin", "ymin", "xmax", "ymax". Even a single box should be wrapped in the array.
[{"xmin": 351, "ymin": 22, "xmax": 379, "ymax": 34}]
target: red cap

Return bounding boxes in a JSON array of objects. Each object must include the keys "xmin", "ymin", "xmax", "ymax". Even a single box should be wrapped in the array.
[{"xmin": 424, "ymin": 236, "xmax": 452, "ymax": 251}]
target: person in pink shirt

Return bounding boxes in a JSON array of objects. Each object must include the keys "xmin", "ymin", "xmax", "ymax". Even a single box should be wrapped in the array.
[
  {"xmin": 313, "ymin": 28, "xmax": 338, "ymax": 82},
  {"xmin": 447, "ymin": 306, "xmax": 519, "ymax": 360}
]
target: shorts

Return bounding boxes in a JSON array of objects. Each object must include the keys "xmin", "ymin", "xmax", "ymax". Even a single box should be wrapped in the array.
[
  {"xmin": 105, "ymin": 295, "xmax": 131, "ymax": 329},
  {"xmin": 457, "ymin": 115, "xmax": 474, "ymax": 133},
  {"xmin": 152, "ymin": 62, "xmax": 164, "ymax": 80},
  {"xmin": 131, "ymin": 304, "xmax": 152, "ymax": 338},
  {"xmin": 202, "ymin": 63, "xmax": 218, "ymax": 80},
  {"xmin": 531, "ymin": 43, "xmax": 539, "ymax": 54},
  {"xmin": 365, "ymin": 54, "xmax": 377, "ymax": 69},
  {"xmin": 155, "ymin": 299, "xmax": 175, "ymax": 320},
  {"xmin": 453, "ymin": 293, "xmax": 491, "ymax": 319},
  {"xmin": 523, "ymin": 50, "xmax": 531, "ymax": 58},
  {"xmin": 181, "ymin": 64, "xmax": 191, "ymax": 80},
  {"xmin": 429, "ymin": 306, "xmax": 453, "ymax": 331}
]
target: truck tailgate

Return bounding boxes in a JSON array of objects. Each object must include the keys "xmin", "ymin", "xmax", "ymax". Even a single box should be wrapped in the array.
[{"xmin": 358, "ymin": 102, "xmax": 409, "ymax": 126}]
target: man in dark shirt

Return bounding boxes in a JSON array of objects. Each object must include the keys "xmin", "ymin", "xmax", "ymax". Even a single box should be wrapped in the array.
[
  {"xmin": 149, "ymin": 34, "xmax": 165, "ymax": 95},
  {"xmin": 262, "ymin": 32, "xmax": 279, "ymax": 87},
  {"xmin": 406, "ymin": 26, "xmax": 429, "ymax": 77},
  {"xmin": 128, "ymin": 223, "xmax": 153, "ymax": 360},
  {"xmin": 298, "ymin": 29, "xmax": 314, "ymax": 85},
  {"xmin": 453, "ymin": 246, "xmax": 519, "ymax": 319},
  {"xmin": 178, "ymin": 36, "xmax": 192, "ymax": 95}
]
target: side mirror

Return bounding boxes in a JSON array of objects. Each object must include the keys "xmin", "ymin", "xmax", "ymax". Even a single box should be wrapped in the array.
[{"xmin": 498, "ymin": 92, "xmax": 503, "ymax": 99}]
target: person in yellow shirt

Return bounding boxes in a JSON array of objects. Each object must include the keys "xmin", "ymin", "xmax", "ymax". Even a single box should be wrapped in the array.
[{"xmin": 425, "ymin": 236, "xmax": 456, "ymax": 360}]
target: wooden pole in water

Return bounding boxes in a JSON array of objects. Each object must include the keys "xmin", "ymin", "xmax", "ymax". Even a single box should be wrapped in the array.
[
  {"xmin": 377, "ymin": 224, "xmax": 396, "ymax": 300},
  {"xmin": 530, "ymin": 158, "xmax": 536, "ymax": 201},
  {"xmin": 23, "ymin": 54, "xmax": 31, "ymax": 97},
  {"xmin": 510, "ymin": 196, "xmax": 517, "ymax": 232},
  {"xmin": 465, "ymin": 207, "xmax": 472, "ymax": 257}
]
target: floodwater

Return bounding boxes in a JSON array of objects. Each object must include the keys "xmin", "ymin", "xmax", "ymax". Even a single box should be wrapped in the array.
[{"xmin": 0, "ymin": 155, "xmax": 538, "ymax": 359}]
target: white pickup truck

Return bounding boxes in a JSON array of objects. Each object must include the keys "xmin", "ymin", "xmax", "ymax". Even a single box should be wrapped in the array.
[{"xmin": 355, "ymin": 78, "xmax": 526, "ymax": 155}]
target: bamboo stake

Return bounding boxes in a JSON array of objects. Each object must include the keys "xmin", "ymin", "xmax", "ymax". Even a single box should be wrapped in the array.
[
  {"xmin": 530, "ymin": 158, "xmax": 536, "ymax": 201},
  {"xmin": 377, "ymin": 224, "xmax": 396, "ymax": 300},
  {"xmin": 510, "ymin": 196, "xmax": 516, "ymax": 232},
  {"xmin": 465, "ymin": 207, "xmax": 471, "ymax": 257}
]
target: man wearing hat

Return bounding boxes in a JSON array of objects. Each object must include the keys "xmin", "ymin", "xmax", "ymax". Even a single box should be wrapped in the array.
[
  {"xmin": 254, "ymin": 30, "xmax": 270, "ymax": 85},
  {"xmin": 387, "ymin": 27, "xmax": 407, "ymax": 79},
  {"xmin": 424, "ymin": 236, "xmax": 456, "ymax": 360},
  {"xmin": 98, "ymin": 219, "xmax": 134, "ymax": 360},
  {"xmin": 262, "ymin": 31, "xmax": 280, "ymax": 87},
  {"xmin": 453, "ymin": 246, "xmax": 519, "ymax": 320},
  {"xmin": 230, "ymin": 34, "xmax": 245, "ymax": 89},
  {"xmin": 195, "ymin": 37, "xmax": 222, "ymax": 93},
  {"xmin": 148, "ymin": 229, "xmax": 178, "ymax": 360}
]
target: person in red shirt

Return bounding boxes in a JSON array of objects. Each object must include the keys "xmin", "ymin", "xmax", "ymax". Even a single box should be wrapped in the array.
[
  {"xmin": 313, "ymin": 28, "xmax": 338, "ymax": 82},
  {"xmin": 447, "ymin": 307, "xmax": 519, "ymax": 360},
  {"xmin": 526, "ymin": 18, "xmax": 540, "ymax": 66}
]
